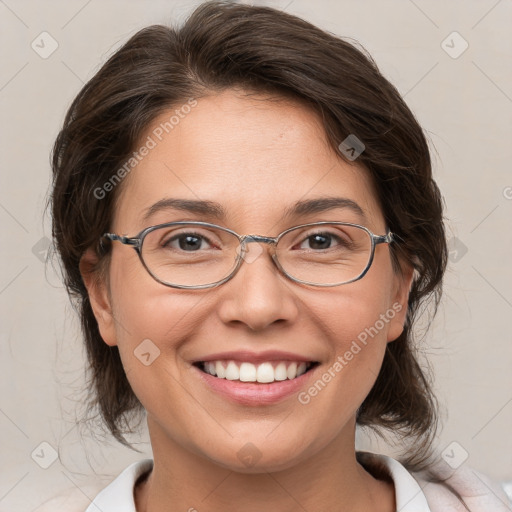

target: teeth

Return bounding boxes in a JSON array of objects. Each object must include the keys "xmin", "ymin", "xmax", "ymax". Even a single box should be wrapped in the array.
[
  {"xmin": 225, "ymin": 361, "xmax": 240, "ymax": 380},
  {"xmin": 286, "ymin": 362, "xmax": 297, "ymax": 379},
  {"xmin": 240, "ymin": 362, "xmax": 257, "ymax": 382},
  {"xmin": 201, "ymin": 360, "xmax": 312, "ymax": 383},
  {"xmin": 297, "ymin": 362, "xmax": 307, "ymax": 377},
  {"xmin": 256, "ymin": 362, "xmax": 274, "ymax": 383},
  {"xmin": 215, "ymin": 361, "xmax": 226, "ymax": 378},
  {"xmin": 274, "ymin": 362, "xmax": 288, "ymax": 381}
]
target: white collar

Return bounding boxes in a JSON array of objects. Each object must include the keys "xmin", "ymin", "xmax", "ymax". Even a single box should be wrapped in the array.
[{"xmin": 87, "ymin": 452, "xmax": 432, "ymax": 511}]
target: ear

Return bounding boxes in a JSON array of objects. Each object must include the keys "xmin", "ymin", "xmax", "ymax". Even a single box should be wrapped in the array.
[
  {"xmin": 79, "ymin": 248, "xmax": 118, "ymax": 347},
  {"xmin": 386, "ymin": 262, "xmax": 415, "ymax": 343}
]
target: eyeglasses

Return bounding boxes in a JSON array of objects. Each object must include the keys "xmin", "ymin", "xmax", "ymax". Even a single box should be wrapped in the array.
[{"xmin": 101, "ymin": 221, "xmax": 394, "ymax": 289}]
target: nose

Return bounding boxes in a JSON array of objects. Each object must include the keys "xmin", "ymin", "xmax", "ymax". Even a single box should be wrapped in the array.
[{"xmin": 216, "ymin": 240, "xmax": 300, "ymax": 331}]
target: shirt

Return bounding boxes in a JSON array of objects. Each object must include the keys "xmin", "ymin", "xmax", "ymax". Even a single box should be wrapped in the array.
[{"xmin": 34, "ymin": 452, "xmax": 512, "ymax": 511}]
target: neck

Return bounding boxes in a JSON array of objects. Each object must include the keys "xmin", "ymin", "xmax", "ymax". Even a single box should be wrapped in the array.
[{"xmin": 135, "ymin": 419, "xmax": 395, "ymax": 512}]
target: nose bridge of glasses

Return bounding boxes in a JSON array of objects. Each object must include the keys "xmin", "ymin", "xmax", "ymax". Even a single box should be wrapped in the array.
[
  {"xmin": 236, "ymin": 234, "xmax": 278, "ymax": 265},
  {"xmin": 241, "ymin": 234, "xmax": 278, "ymax": 245}
]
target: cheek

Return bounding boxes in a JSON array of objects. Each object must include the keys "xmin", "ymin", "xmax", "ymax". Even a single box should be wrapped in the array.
[
  {"xmin": 109, "ymin": 248, "xmax": 197, "ymax": 334},
  {"xmin": 108, "ymin": 288, "xmax": 205, "ymax": 429},
  {"xmin": 297, "ymin": 280, "xmax": 396, "ymax": 407},
  {"xmin": 112, "ymin": 287, "xmax": 200, "ymax": 354},
  {"xmin": 311, "ymin": 275, "xmax": 396, "ymax": 352},
  {"xmin": 107, "ymin": 255, "xmax": 202, "ymax": 376}
]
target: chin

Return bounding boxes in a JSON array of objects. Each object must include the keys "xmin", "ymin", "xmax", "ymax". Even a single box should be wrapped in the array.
[{"xmin": 197, "ymin": 433, "xmax": 317, "ymax": 474}]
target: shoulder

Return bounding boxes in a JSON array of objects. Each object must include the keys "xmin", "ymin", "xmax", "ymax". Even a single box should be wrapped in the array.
[
  {"xmin": 32, "ymin": 483, "xmax": 105, "ymax": 512},
  {"xmin": 411, "ymin": 458, "xmax": 512, "ymax": 512},
  {"xmin": 357, "ymin": 451, "xmax": 512, "ymax": 512},
  {"xmin": 33, "ymin": 459, "xmax": 153, "ymax": 512}
]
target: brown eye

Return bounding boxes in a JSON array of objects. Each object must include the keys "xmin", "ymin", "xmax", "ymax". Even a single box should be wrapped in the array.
[
  {"xmin": 301, "ymin": 233, "xmax": 335, "ymax": 250},
  {"xmin": 164, "ymin": 233, "xmax": 211, "ymax": 251}
]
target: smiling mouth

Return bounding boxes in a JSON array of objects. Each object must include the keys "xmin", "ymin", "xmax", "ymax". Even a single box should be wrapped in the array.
[{"xmin": 194, "ymin": 360, "xmax": 319, "ymax": 383}]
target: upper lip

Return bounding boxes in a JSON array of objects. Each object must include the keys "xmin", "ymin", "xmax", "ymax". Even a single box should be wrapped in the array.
[{"xmin": 193, "ymin": 350, "xmax": 317, "ymax": 364}]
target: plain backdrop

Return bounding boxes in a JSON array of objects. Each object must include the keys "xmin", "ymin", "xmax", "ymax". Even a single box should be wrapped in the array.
[{"xmin": 1, "ymin": 0, "xmax": 511, "ymax": 510}]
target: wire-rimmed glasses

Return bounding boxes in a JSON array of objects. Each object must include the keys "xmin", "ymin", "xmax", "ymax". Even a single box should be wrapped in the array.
[{"xmin": 101, "ymin": 221, "xmax": 394, "ymax": 289}]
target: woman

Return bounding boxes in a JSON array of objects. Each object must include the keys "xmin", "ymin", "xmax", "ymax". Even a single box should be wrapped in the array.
[{"xmin": 47, "ymin": 2, "xmax": 510, "ymax": 511}]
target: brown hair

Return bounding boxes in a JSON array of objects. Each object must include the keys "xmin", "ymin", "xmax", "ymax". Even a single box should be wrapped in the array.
[{"xmin": 49, "ymin": 1, "xmax": 447, "ymax": 470}]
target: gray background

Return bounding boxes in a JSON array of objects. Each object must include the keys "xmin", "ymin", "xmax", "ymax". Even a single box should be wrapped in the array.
[{"xmin": 1, "ymin": 0, "xmax": 511, "ymax": 510}]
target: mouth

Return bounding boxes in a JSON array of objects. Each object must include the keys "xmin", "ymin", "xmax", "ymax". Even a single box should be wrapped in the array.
[{"xmin": 193, "ymin": 360, "xmax": 319, "ymax": 384}]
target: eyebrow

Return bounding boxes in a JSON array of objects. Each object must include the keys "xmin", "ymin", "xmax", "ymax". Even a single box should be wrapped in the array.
[
  {"xmin": 141, "ymin": 196, "xmax": 366, "ymax": 224},
  {"xmin": 282, "ymin": 196, "xmax": 366, "ymax": 220},
  {"xmin": 141, "ymin": 198, "xmax": 225, "ymax": 223}
]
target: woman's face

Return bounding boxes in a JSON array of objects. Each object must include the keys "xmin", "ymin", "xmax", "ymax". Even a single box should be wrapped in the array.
[{"xmin": 85, "ymin": 88, "xmax": 411, "ymax": 472}]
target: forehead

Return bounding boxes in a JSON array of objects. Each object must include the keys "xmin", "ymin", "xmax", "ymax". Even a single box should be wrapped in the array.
[{"xmin": 113, "ymin": 89, "xmax": 383, "ymax": 233}]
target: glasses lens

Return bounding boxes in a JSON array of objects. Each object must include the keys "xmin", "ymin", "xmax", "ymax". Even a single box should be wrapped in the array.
[
  {"xmin": 276, "ymin": 223, "xmax": 372, "ymax": 285},
  {"xmin": 141, "ymin": 224, "xmax": 240, "ymax": 287},
  {"xmin": 139, "ymin": 222, "xmax": 373, "ymax": 288}
]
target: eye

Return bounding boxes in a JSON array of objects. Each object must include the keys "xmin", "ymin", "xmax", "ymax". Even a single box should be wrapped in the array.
[
  {"xmin": 295, "ymin": 231, "xmax": 350, "ymax": 251},
  {"xmin": 161, "ymin": 231, "xmax": 218, "ymax": 252}
]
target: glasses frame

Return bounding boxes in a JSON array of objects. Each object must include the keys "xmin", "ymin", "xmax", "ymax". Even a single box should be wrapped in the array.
[{"xmin": 101, "ymin": 221, "xmax": 394, "ymax": 289}]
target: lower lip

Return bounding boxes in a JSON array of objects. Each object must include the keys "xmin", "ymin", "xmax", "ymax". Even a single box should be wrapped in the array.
[{"xmin": 193, "ymin": 365, "xmax": 317, "ymax": 406}]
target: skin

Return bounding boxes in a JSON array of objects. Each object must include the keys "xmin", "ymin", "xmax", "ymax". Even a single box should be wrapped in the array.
[{"xmin": 81, "ymin": 88, "xmax": 413, "ymax": 512}]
